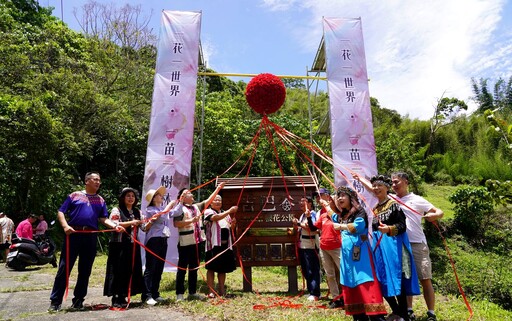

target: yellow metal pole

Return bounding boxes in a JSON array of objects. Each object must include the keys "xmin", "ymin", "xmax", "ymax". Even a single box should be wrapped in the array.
[{"xmin": 197, "ymin": 71, "xmax": 327, "ymax": 81}]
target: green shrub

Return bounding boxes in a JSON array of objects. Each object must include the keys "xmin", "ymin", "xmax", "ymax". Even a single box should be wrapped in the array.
[
  {"xmin": 432, "ymin": 237, "xmax": 512, "ymax": 310},
  {"xmin": 448, "ymin": 186, "xmax": 494, "ymax": 241}
]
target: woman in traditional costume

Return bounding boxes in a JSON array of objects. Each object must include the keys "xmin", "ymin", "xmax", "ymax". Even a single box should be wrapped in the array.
[
  {"xmin": 355, "ymin": 174, "xmax": 420, "ymax": 321},
  {"xmin": 332, "ymin": 186, "xmax": 387, "ymax": 321},
  {"xmin": 103, "ymin": 188, "xmax": 144, "ymax": 308}
]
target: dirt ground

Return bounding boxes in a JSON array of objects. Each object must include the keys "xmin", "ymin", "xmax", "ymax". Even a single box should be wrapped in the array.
[{"xmin": 0, "ymin": 264, "xmax": 209, "ymax": 321}]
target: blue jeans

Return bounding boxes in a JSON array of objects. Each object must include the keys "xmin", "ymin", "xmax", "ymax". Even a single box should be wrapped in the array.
[
  {"xmin": 50, "ymin": 233, "xmax": 97, "ymax": 304},
  {"xmin": 299, "ymin": 248, "xmax": 321, "ymax": 297}
]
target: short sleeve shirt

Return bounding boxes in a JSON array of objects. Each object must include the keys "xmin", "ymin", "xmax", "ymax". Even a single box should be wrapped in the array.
[
  {"xmin": 59, "ymin": 191, "xmax": 108, "ymax": 229},
  {"xmin": 396, "ymin": 193, "xmax": 434, "ymax": 243}
]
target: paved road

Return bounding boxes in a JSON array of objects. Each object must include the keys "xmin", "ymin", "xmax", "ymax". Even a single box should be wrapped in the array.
[{"xmin": 0, "ymin": 265, "xmax": 208, "ymax": 321}]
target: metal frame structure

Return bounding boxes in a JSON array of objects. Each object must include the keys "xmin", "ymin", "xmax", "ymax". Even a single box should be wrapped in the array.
[{"xmin": 193, "ymin": 37, "xmax": 330, "ymax": 197}]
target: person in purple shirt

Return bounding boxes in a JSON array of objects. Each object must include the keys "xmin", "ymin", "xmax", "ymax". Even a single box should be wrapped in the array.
[
  {"xmin": 49, "ymin": 172, "xmax": 124, "ymax": 312},
  {"xmin": 15, "ymin": 214, "xmax": 38, "ymax": 239}
]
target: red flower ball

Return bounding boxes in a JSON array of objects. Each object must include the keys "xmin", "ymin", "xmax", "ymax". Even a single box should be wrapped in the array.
[{"xmin": 245, "ymin": 73, "xmax": 286, "ymax": 115}]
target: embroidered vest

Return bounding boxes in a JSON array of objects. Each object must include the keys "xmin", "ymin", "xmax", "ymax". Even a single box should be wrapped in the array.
[{"xmin": 178, "ymin": 204, "xmax": 206, "ymax": 246}]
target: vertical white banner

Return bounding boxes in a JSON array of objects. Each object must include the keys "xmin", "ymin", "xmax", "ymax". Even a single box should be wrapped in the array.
[
  {"xmin": 141, "ymin": 11, "xmax": 202, "ymax": 271},
  {"xmin": 323, "ymin": 17, "xmax": 377, "ymax": 208}
]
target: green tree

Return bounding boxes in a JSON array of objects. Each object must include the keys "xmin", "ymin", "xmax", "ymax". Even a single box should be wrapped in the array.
[
  {"xmin": 376, "ymin": 131, "xmax": 427, "ymax": 190},
  {"xmin": 429, "ymin": 95, "xmax": 468, "ymax": 154},
  {"xmin": 471, "ymin": 76, "xmax": 512, "ymax": 114}
]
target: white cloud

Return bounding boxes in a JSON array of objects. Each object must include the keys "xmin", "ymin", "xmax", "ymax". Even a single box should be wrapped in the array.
[
  {"xmin": 261, "ymin": 0, "xmax": 301, "ymax": 11},
  {"xmin": 266, "ymin": 0, "xmax": 508, "ymax": 119},
  {"xmin": 200, "ymin": 35, "xmax": 215, "ymax": 68}
]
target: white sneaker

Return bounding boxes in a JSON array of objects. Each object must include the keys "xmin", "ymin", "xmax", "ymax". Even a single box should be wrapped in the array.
[
  {"xmin": 146, "ymin": 298, "xmax": 157, "ymax": 306},
  {"xmin": 154, "ymin": 297, "xmax": 166, "ymax": 303},
  {"xmin": 307, "ymin": 295, "xmax": 318, "ymax": 301},
  {"xmin": 176, "ymin": 294, "xmax": 184, "ymax": 302},
  {"xmin": 187, "ymin": 293, "xmax": 203, "ymax": 300}
]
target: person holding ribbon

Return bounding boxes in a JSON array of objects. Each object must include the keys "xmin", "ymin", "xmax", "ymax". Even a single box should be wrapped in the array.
[
  {"xmin": 173, "ymin": 182, "xmax": 225, "ymax": 301},
  {"xmin": 292, "ymin": 196, "xmax": 321, "ymax": 301},
  {"xmin": 354, "ymin": 174, "xmax": 420, "ymax": 321},
  {"xmin": 332, "ymin": 186, "xmax": 387, "ymax": 321},
  {"xmin": 204, "ymin": 194, "xmax": 238, "ymax": 298},
  {"xmin": 391, "ymin": 172, "xmax": 443, "ymax": 321},
  {"xmin": 142, "ymin": 186, "xmax": 184, "ymax": 306},
  {"xmin": 103, "ymin": 187, "xmax": 144, "ymax": 309},
  {"xmin": 49, "ymin": 172, "xmax": 125, "ymax": 312},
  {"xmin": 307, "ymin": 187, "xmax": 344, "ymax": 309}
]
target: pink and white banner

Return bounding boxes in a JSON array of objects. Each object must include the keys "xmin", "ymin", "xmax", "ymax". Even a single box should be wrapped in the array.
[
  {"xmin": 141, "ymin": 11, "xmax": 202, "ymax": 271},
  {"xmin": 323, "ymin": 17, "xmax": 377, "ymax": 208}
]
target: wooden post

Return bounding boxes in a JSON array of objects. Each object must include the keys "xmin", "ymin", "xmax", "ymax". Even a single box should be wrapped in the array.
[
  {"xmin": 288, "ymin": 265, "xmax": 298, "ymax": 294},
  {"xmin": 242, "ymin": 266, "xmax": 252, "ymax": 292}
]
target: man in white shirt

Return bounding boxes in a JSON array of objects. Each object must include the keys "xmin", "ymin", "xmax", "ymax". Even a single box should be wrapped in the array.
[
  {"xmin": 0, "ymin": 212, "xmax": 15, "ymax": 262},
  {"xmin": 391, "ymin": 172, "xmax": 444, "ymax": 321}
]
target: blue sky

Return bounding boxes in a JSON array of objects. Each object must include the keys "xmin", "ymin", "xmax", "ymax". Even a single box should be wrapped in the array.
[{"xmin": 44, "ymin": 0, "xmax": 512, "ymax": 119}]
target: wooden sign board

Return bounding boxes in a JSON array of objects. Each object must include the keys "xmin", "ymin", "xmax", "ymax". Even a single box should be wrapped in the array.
[{"xmin": 217, "ymin": 176, "xmax": 316, "ymax": 293}]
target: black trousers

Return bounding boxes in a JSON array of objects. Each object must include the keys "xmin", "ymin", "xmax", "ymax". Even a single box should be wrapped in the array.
[
  {"xmin": 176, "ymin": 243, "xmax": 201, "ymax": 295},
  {"xmin": 50, "ymin": 233, "xmax": 97, "ymax": 304},
  {"xmin": 143, "ymin": 237, "xmax": 168, "ymax": 300}
]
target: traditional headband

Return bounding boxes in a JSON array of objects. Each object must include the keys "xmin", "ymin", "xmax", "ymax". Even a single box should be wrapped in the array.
[
  {"xmin": 336, "ymin": 186, "xmax": 358, "ymax": 200},
  {"xmin": 372, "ymin": 180, "xmax": 391, "ymax": 188}
]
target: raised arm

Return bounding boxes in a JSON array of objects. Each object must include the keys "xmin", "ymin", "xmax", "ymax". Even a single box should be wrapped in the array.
[
  {"xmin": 204, "ymin": 182, "xmax": 226, "ymax": 206},
  {"xmin": 352, "ymin": 173, "xmax": 375, "ymax": 196},
  {"xmin": 166, "ymin": 201, "xmax": 184, "ymax": 218}
]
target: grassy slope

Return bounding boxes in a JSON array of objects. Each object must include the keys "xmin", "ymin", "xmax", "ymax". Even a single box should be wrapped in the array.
[{"xmin": 420, "ymin": 184, "xmax": 457, "ymax": 219}]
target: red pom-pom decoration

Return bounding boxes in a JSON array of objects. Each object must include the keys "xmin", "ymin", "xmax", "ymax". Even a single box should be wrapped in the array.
[{"xmin": 245, "ymin": 73, "xmax": 286, "ymax": 115}]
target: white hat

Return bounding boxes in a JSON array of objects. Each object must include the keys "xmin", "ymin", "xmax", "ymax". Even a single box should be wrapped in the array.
[{"xmin": 145, "ymin": 186, "xmax": 167, "ymax": 203}]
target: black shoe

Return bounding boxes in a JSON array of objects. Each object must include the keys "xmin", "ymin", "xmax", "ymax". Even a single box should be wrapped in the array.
[
  {"xmin": 116, "ymin": 296, "xmax": 128, "ymax": 308},
  {"xmin": 112, "ymin": 302, "xmax": 123, "ymax": 308},
  {"xmin": 408, "ymin": 310, "xmax": 416, "ymax": 321},
  {"xmin": 48, "ymin": 303, "xmax": 61, "ymax": 312},
  {"xmin": 426, "ymin": 312, "xmax": 437, "ymax": 321},
  {"xmin": 328, "ymin": 299, "xmax": 343, "ymax": 309},
  {"xmin": 70, "ymin": 298, "xmax": 84, "ymax": 310}
]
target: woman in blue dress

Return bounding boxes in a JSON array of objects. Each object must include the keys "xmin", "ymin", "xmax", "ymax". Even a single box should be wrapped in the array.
[
  {"xmin": 333, "ymin": 186, "xmax": 387, "ymax": 321},
  {"xmin": 355, "ymin": 174, "xmax": 420, "ymax": 321}
]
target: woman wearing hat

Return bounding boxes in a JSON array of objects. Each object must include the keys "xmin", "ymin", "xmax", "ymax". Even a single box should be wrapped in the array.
[
  {"xmin": 332, "ymin": 186, "xmax": 387, "ymax": 321},
  {"xmin": 103, "ymin": 187, "xmax": 144, "ymax": 308},
  {"xmin": 142, "ymin": 186, "xmax": 185, "ymax": 306},
  {"xmin": 354, "ymin": 174, "xmax": 420, "ymax": 321}
]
